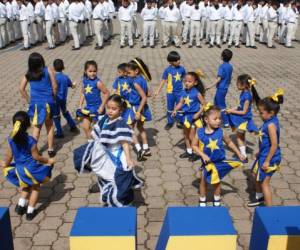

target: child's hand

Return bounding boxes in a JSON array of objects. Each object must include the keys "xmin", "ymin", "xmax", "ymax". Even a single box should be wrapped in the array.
[
  {"xmin": 48, "ymin": 158, "xmax": 55, "ymax": 165},
  {"xmin": 238, "ymin": 153, "xmax": 246, "ymax": 162},
  {"xmin": 135, "ymin": 112, "xmax": 141, "ymax": 120},
  {"xmin": 72, "ymin": 81, "xmax": 77, "ymax": 88},
  {"xmin": 171, "ymin": 111, "xmax": 177, "ymax": 117},
  {"xmin": 153, "ymin": 90, "xmax": 160, "ymax": 98},
  {"xmin": 98, "ymin": 106, "xmax": 105, "ymax": 115},
  {"xmin": 262, "ymin": 161, "xmax": 270, "ymax": 171},
  {"xmin": 225, "ymin": 108, "xmax": 234, "ymax": 114},
  {"xmin": 201, "ymin": 154, "xmax": 211, "ymax": 164},
  {"xmin": 193, "ymin": 113, "xmax": 199, "ymax": 120},
  {"xmin": 127, "ymin": 159, "xmax": 135, "ymax": 170}
]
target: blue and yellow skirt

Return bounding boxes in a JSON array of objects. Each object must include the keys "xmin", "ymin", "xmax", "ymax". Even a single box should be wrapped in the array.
[
  {"xmin": 177, "ymin": 112, "xmax": 203, "ymax": 129},
  {"xmin": 228, "ymin": 114, "xmax": 258, "ymax": 133},
  {"xmin": 3, "ymin": 162, "xmax": 52, "ymax": 188},
  {"xmin": 251, "ymin": 158, "xmax": 280, "ymax": 182},
  {"xmin": 28, "ymin": 102, "xmax": 55, "ymax": 126},
  {"xmin": 203, "ymin": 160, "xmax": 243, "ymax": 185},
  {"xmin": 124, "ymin": 104, "xmax": 152, "ymax": 125},
  {"xmin": 76, "ymin": 105, "xmax": 100, "ymax": 122}
]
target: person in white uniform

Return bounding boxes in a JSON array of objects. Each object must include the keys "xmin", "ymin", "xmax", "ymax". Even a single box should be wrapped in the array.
[
  {"xmin": 141, "ymin": 0, "xmax": 157, "ymax": 48},
  {"xmin": 189, "ymin": 0, "xmax": 203, "ymax": 48},
  {"xmin": 180, "ymin": 0, "xmax": 193, "ymax": 44},
  {"xmin": 158, "ymin": 0, "xmax": 167, "ymax": 44},
  {"xmin": 5, "ymin": 0, "xmax": 15, "ymax": 44},
  {"xmin": 131, "ymin": 0, "xmax": 139, "ymax": 38},
  {"xmin": 266, "ymin": 1, "xmax": 277, "ymax": 48},
  {"xmin": 228, "ymin": 0, "xmax": 243, "ymax": 48},
  {"xmin": 18, "ymin": 0, "xmax": 31, "ymax": 49},
  {"xmin": 244, "ymin": 0, "xmax": 257, "ymax": 48},
  {"xmin": 222, "ymin": 0, "xmax": 233, "ymax": 44},
  {"xmin": 68, "ymin": 0, "xmax": 84, "ymax": 49},
  {"xmin": 162, "ymin": 0, "xmax": 181, "ymax": 48},
  {"xmin": 259, "ymin": 1, "xmax": 268, "ymax": 44},
  {"xmin": 92, "ymin": 0, "xmax": 106, "ymax": 49},
  {"xmin": 285, "ymin": 1, "xmax": 297, "ymax": 48},
  {"xmin": 118, "ymin": 0, "xmax": 134, "ymax": 48},
  {"xmin": 43, "ymin": 0, "xmax": 55, "ymax": 48},
  {"xmin": 57, "ymin": 0, "xmax": 67, "ymax": 42},
  {"xmin": 34, "ymin": 0, "xmax": 45, "ymax": 43},
  {"xmin": 12, "ymin": 0, "xmax": 21, "ymax": 39},
  {"xmin": 107, "ymin": 0, "xmax": 115, "ymax": 39},
  {"xmin": 277, "ymin": 1, "xmax": 288, "ymax": 45},
  {"xmin": 0, "ymin": 0, "xmax": 8, "ymax": 49},
  {"xmin": 209, "ymin": 0, "xmax": 222, "ymax": 48}
]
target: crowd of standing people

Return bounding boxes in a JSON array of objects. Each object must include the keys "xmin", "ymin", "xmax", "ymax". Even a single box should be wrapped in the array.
[{"xmin": 0, "ymin": 0, "xmax": 299, "ymax": 50}]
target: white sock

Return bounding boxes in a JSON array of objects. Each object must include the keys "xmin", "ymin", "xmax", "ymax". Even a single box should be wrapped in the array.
[
  {"xmin": 214, "ymin": 195, "xmax": 221, "ymax": 201},
  {"xmin": 199, "ymin": 196, "xmax": 206, "ymax": 202},
  {"xmin": 18, "ymin": 198, "xmax": 27, "ymax": 207},
  {"xmin": 142, "ymin": 144, "xmax": 149, "ymax": 150},
  {"xmin": 27, "ymin": 206, "xmax": 35, "ymax": 214},
  {"xmin": 135, "ymin": 144, "xmax": 141, "ymax": 152},
  {"xmin": 239, "ymin": 146, "xmax": 247, "ymax": 157},
  {"xmin": 187, "ymin": 148, "xmax": 193, "ymax": 155},
  {"xmin": 256, "ymin": 192, "xmax": 263, "ymax": 200}
]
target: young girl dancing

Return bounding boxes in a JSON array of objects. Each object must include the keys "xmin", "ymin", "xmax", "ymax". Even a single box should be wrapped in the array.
[
  {"xmin": 1, "ymin": 111, "xmax": 55, "ymax": 220},
  {"xmin": 248, "ymin": 89, "xmax": 284, "ymax": 207},
  {"xmin": 192, "ymin": 104, "xmax": 245, "ymax": 207},
  {"xmin": 77, "ymin": 60, "xmax": 110, "ymax": 138},
  {"xmin": 172, "ymin": 71, "xmax": 206, "ymax": 161}
]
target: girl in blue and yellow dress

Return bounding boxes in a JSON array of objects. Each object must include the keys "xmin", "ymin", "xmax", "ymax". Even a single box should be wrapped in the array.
[
  {"xmin": 1, "ymin": 111, "xmax": 55, "ymax": 220},
  {"xmin": 172, "ymin": 71, "xmax": 206, "ymax": 162},
  {"xmin": 226, "ymin": 74, "xmax": 259, "ymax": 161},
  {"xmin": 126, "ymin": 58, "xmax": 152, "ymax": 161},
  {"xmin": 192, "ymin": 105, "xmax": 245, "ymax": 207},
  {"xmin": 248, "ymin": 89, "xmax": 284, "ymax": 207},
  {"xmin": 20, "ymin": 52, "xmax": 57, "ymax": 157},
  {"xmin": 77, "ymin": 60, "xmax": 110, "ymax": 138}
]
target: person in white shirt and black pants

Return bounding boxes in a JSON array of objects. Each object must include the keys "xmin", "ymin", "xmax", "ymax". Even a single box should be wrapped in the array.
[
  {"xmin": 141, "ymin": 0, "xmax": 157, "ymax": 48},
  {"xmin": 118, "ymin": 0, "xmax": 134, "ymax": 48}
]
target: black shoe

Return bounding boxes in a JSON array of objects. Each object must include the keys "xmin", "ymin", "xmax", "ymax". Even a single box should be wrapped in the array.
[
  {"xmin": 72, "ymin": 46, "xmax": 80, "ymax": 50},
  {"xmin": 188, "ymin": 45, "xmax": 193, "ymax": 48},
  {"xmin": 70, "ymin": 127, "xmax": 80, "ymax": 133},
  {"xmin": 54, "ymin": 133, "xmax": 64, "ymax": 139},
  {"xmin": 88, "ymin": 183, "xmax": 100, "ymax": 193},
  {"xmin": 161, "ymin": 45, "xmax": 167, "ymax": 48},
  {"xmin": 164, "ymin": 123, "xmax": 173, "ymax": 130},
  {"xmin": 228, "ymin": 45, "xmax": 232, "ymax": 48},
  {"xmin": 137, "ymin": 150, "xmax": 146, "ymax": 162},
  {"xmin": 196, "ymin": 45, "xmax": 202, "ymax": 48},
  {"xmin": 175, "ymin": 45, "xmax": 181, "ymax": 48},
  {"xmin": 267, "ymin": 45, "xmax": 276, "ymax": 49},
  {"xmin": 209, "ymin": 44, "xmax": 213, "ymax": 48},
  {"xmin": 129, "ymin": 45, "xmax": 133, "ymax": 48},
  {"xmin": 247, "ymin": 197, "xmax": 264, "ymax": 207},
  {"xmin": 216, "ymin": 44, "xmax": 221, "ymax": 48},
  {"xmin": 251, "ymin": 46, "xmax": 258, "ymax": 49},
  {"xmin": 15, "ymin": 205, "xmax": 27, "ymax": 215},
  {"xmin": 199, "ymin": 199, "xmax": 207, "ymax": 207},
  {"xmin": 179, "ymin": 152, "xmax": 191, "ymax": 159},
  {"xmin": 150, "ymin": 45, "xmax": 155, "ymax": 48},
  {"xmin": 48, "ymin": 150, "xmax": 56, "ymax": 158},
  {"xmin": 26, "ymin": 210, "xmax": 37, "ymax": 221},
  {"xmin": 120, "ymin": 45, "xmax": 124, "ymax": 48},
  {"xmin": 143, "ymin": 148, "xmax": 152, "ymax": 157},
  {"xmin": 141, "ymin": 45, "xmax": 147, "ymax": 48},
  {"xmin": 188, "ymin": 153, "xmax": 199, "ymax": 162},
  {"xmin": 20, "ymin": 47, "xmax": 30, "ymax": 51},
  {"xmin": 235, "ymin": 45, "xmax": 241, "ymax": 48},
  {"xmin": 176, "ymin": 122, "xmax": 183, "ymax": 129},
  {"xmin": 222, "ymin": 41, "xmax": 226, "ymax": 44},
  {"xmin": 285, "ymin": 46, "xmax": 295, "ymax": 48},
  {"xmin": 95, "ymin": 45, "xmax": 103, "ymax": 50},
  {"xmin": 213, "ymin": 198, "xmax": 221, "ymax": 207}
]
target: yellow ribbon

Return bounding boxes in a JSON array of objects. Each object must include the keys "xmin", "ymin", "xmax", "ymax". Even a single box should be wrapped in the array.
[
  {"xmin": 270, "ymin": 88, "xmax": 284, "ymax": 102},
  {"xmin": 133, "ymin": 59, "xmax": 151, "ymax": 82},
  {"xmin": 248, "ymin": 79, "xmax": 257, "ymax": 87},
  {"xmin": 10, "ymin": 121, "xmax": 21, "ymax": 138},
  {"xmin": 195, "ymin": 69, "xmax": 205, "ymax": 79},
  {"xmin": 203, "ymin": 102, "xmax": 213, "ymax": 112}
]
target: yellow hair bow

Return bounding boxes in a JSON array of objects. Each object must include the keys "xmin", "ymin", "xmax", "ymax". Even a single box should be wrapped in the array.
[
  {"xmin": 271, "ymin": 88, "xmax": 284, "ymax": 102},
  {"xmin": 10, "ymin": 121, "xmax": 21, "ymax": 138},
  {"xmin": 195, "ymin": 69, "xmax": 205, "ymax": 79},
  {"xmin": 203, "ymin": 102, "xmax": 213, "ymax": 112},
  {"xmin": 248, "ymin": 79, "xmax": 257, "ymax": 87}
]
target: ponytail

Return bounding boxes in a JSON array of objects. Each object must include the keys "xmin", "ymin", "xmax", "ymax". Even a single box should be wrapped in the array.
[
  {"xmin": 107, "ymin": 94, "xmax": 127, "ymax": 111},
  {"xmin": 248, "ymin": 78, "xmax": 261, "ymax": 108},
  {"xmin": 187, "ymin": 70, "xmax": 206, "ymax": 95},
  {"xmin": 11, "ymin": 111, "xmax": 31, "ymax": 145}
]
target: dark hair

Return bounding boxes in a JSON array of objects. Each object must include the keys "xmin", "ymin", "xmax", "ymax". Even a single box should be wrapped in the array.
[
  {"xmin": 25, "ymin": 52, "xmax": 45, "ymax": 81},
  {"xmin": 107, "ymin": 94, "xmax": 127, "ymax": 110},
  {"xmin": 117, "ymin": 63, "xmax": 128, "ymax": 71},
  {"xmin": 84, "ymin": 60, "xmax": 98, "ymax": 77},
  {"xmin": 127, "ymin": 57, "xmax": 152, "ymax": 81},
  {"xmin": 11, "ymin": 111, "xmax": 31, "ymax": 145},
  {"xmin": 221, "ymin": 49, "xmax": 233, "ymax": 62},
  {"xmin": 258, "ymin": 97, "xmax": 283, "ymax": 115},
  {"xmin": 203, "ymin": 105, "xmax": 221, "ymax": 120},
  {"xmin": 186, "ymin": 72, "xmax": 205, "ymax": 95},
  {"xmin": 53, "ymin": 59, "xmax": 64, "ymax": 72},
  {"xmin": 237, "ymin": 74, "xmax": 260, "ymax": 106},
  {"xmin": 167, "ymin": 51, "xmax": 181, "ymax": 62}
]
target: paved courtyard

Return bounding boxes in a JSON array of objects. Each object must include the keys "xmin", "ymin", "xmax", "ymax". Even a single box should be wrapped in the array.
[{"xmin": 0, "ymin": 22, "xmax": 300, "ymax": 250}]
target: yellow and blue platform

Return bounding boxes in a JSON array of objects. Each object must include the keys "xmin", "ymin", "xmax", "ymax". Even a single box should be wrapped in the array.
[
  {"xmin": 156, "ymin": 207, "xmax": 237, "ymax": 250},
  {"xmin": 250, "ymin": 206, "xmax": 300, "ymax": 250},
  {"xmin": 0, "ymin": 207, "xmax": 14, "ymax": 250},
  {"xmin": 70, "ymin": 207, "xmax": 136, "ymax": 250}
]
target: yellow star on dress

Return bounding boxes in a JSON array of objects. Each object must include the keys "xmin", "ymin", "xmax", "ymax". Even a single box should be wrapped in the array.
[
  {"xmin": 122, "ymin": 82, "xmax": 129, "ymax": 91},
  {"xmin": 85, "ymin": 84, "xmax": 93, "ymax": 94},
  {"xmin": 174, "ymin": 72, "xmax": 181, "ymax": 81},
  {"xmin": 206, "ymin": 138, "xmax": 219, "ymax": 152},
  {"xmin": 184, "ymin": 96, "xmax": 192, "ymax": 107}
]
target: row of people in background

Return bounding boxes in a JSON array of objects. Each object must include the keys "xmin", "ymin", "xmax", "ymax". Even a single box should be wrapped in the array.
[{"xmin": 1, "ymin": 0, "xmax": 299, "ymax": 50}]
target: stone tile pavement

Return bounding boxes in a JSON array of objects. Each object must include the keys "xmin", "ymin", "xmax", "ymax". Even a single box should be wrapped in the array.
[{"xmin": 0, "ymin": 22, "xmax": 300, "ymax": 250}]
